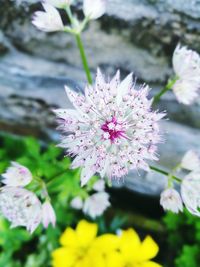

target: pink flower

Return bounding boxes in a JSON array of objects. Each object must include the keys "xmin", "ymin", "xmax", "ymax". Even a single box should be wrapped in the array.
[
  {"xmin": 54, "ymin": 69, "xmax": 164, "ymax": 186},
  {"xmin": 172, "ymin": 45, "xmax": 200, "ymax": 105},
  {"xmin": 83, "ymin": 0, "xmax": 106, "ymax": 20},
  {"xmin": 42, "ymin": 201, "xmax": 56, "ymax": 228},
  {"xmin": 1, "ymin": 162, "xmax": 32, "ymax": 187},
  {"xmin": 0, "ymin": 187, "xmax": 42, "ymax": 233}
]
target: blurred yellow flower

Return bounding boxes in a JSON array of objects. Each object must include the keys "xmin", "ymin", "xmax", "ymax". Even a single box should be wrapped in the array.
[{"xmin": 52, "ymin": 220, "xmax": 162, "ymax": 267}]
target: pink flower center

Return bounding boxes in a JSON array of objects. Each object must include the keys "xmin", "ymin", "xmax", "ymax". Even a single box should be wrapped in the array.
[{"xmin": 101, "ymin": 116, "xmax": 126, "ymax": 143}]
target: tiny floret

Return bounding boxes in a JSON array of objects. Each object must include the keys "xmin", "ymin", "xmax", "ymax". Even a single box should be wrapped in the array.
[
  {"xmin": 32, "ymin": 3, "xmax": 64, "ymax": 32},
  {"xmin": 160, "ymin": 188, "xmax": 183, "ymax": 213},
  {"xmin": 1, "ymin": 162, "xmax": 32, "ymax": 187},
  {"xmin": 172, "ymin": 45, "xmax": 200, "ymax": 105},
  {"xmin": 54, "ymin": 69, "xmax": 164, "ymax": 186}
]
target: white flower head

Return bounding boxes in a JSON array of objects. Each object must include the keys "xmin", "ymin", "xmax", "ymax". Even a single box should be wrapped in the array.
[
  {"xmin": 93, "ymin": 179, "xmax": 105, "ymax": 192},
  {"xmin": 70, "ymin": 196, "xmax": 83, "ymax": 210},
  {"xmin": 181, "ymin": 171, "xmax": 200, "ymax": 217},
  {"xmin": 83, "ymin": 192, "xmax": 110, "ymax": 218},
  {"xmin": 42, "ymin": 201, "xmax": 56, "ymax": 228},
  {"xmin": 181, "ymin": 150, "xmax": 200, "ymax": 171},
  {"xmin": 160, "ymin": 188, "xmax": 183, "ymax": 213},
  {"xmin": 32, "ymin": 3, "xmax": 64, "ymax": 32},
  {"xmin": 0, "ymin": 187, "xmax": 42, "ymax": 233},
  {"xmin": 83, "ymin": 0, "xmax": 106, "ymax": 20},
  {"xmin": 54, "ymin": 69, "xmax": 164, "ymax": 186},
  {"xmin": 1, "ymin": 162, "xmax": 32, "ymax": 187},
  {"xmin": 172, "ymin": 44, "xmax": 200, "ymax": 105},
  {"xmin": 44, "ymin": 0, "xmax": 72, "ymax": 8}
]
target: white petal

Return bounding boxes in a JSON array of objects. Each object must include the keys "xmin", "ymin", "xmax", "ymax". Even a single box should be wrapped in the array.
[
  {"xmin": 83, "ymin": 0, "xmax": 106, "ymax": 20},
  {"xmin": 116, "ymin": 72, "xmax": 133, "ymax": 105},
  {"xmin": 181, "ymin": 150, "xmax": 200, "ymax": 171}
]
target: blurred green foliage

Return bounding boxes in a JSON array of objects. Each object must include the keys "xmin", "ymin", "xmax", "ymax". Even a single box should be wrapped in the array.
[
  {"xmin": 164, "ymin": 210, "xmax": 200, "ymax": 267},
  {"xmin": 0, "ymin": 133, "xmax": 125, "ymax": 267}
]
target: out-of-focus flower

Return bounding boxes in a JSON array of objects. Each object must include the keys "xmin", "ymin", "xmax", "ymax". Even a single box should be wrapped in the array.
[
  {"xmin": 83, "ymin": 0, "xmax": 106, "ymax": 20},
  {"xmin": 181, "ymin": 171, "xmax": 200, "ymax": 216},
  {"xmin": 52, "ymin": 221, "xmax": 162, "ymax": 267},
  {"xmin": 52, "ymin": 220, "xmax": 98, "ymax": 267},
  {"xmin": 0, "ymin": 187, "xmax": 42, "ymax": 233},
  {"xmin": 70, "ymin": 196, "xmax": 83, "ymax": 210},
  {"xmin": 116, "ymin": 229, "xmax": 161, "ymax": 267},
  {"xmin": 160, "ymin": 188, "xmax": 183, "ymax": 213},
  {"xmin": 44, "ymin": 0, "xmax": 72, "ymax": 8},
  {"xmin": 172, "ymin": 45, "xmax": 200, "ymax": 105},
  {"xmin": 83, "ymin": 192, "xmax": 110, "ymax": 218},
  {"xmin": 54, "ymin": 69, "xmax": 164, "ymax": 186},
  {"xmin": 42, "ymin": 201, "xmax": 56, "ymax": 228},
  {"xmin": 1, "ymin": 162, "xmax": 32, "ymax": 187},
  {"xmin": 93, "ymin": 179, "xmax": 105, "ymax": 191},
  {"xmin": 32, "ymin": 3, "xmax": 65, "ymax": 32},
  {"xmin": 181, "ymin": 150, "xmax": 200, "ymax": 171}
]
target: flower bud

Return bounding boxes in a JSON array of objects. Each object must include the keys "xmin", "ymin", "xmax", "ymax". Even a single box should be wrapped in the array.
[
  {"xmin": 42, "ymin": 201, "xmax": 56, "ymax": 228},
  {"xmin": 160, "ymin": 188, "xmax": 183, "ymax": 213},
  {"xmin": 70, "ymin": 196, "xmax": 83, "ymax": 210},
  {"xmin": 83, "ymin": 0, "xmax": 106, "ymax": 20}
]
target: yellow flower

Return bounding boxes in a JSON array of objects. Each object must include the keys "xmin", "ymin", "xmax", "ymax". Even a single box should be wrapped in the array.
[
  {"xmin": 114, "ymin": 229, "xmax": 162, "ymax": 267},
  {"xmin": 52, "ymin": 220, "xmax": 98, "ymax": 267}
]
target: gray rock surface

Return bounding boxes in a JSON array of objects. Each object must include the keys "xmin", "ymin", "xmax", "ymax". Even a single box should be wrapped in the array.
[{"xmin": 0, "ymin": 0, "xmax": 200, "ymax": 196}]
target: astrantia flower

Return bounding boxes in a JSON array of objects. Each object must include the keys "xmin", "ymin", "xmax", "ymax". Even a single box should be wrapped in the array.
[
  {"xmin": 54, "ymin": 69, "xmax": 164, "ymax": 186},
  {"xmin": 83, "ymin": 0, "xmax": 106, "ymax": 20},
  {"xmin": 172, "ymin": 45, "xmax": 200, "ymax": 105},
  {"xmin": 44, "ymin": 0, "xmax": 72, "ymax": 8},
  {"xmin": 181, "ymin": 150, "xmax": 200, "ymax": 171},
  {"xmin": 1, "ymin": 162, "xmax": 32, "ymax": 187},
  {"xmin": 160, "ymin": 188, "xmax": 183, "ymax": 213},
  {"xmin": 42, "ymin": 201, "xmax": 56, "ymax": 228},
  {"xmin": 83, "ymin": 192, "xmax": 110, "ymax": 218},
  {"xmin": 0, "ymin": 187, "xmax": 42, "ymax": 233},
  {"xmin": 181, "ymin": 171, "xmax": 200, "ymax": 216},
  {"xmin": 32, "ymin": 3, "xmax": 64, "ymax": 32}
]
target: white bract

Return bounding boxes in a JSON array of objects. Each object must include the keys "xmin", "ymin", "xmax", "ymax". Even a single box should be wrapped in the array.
[
  {"xmin": 32, "ymin": 3, "xmax": 64, "ymax": 32},
  {"xmin": 42, "ymin": 201, "xmax": 56, "ymax": 228},
  {"xmin": 181, "ymin": 150, "xmax": 200, "ymax": 171},
  {"xmin": 172, "ymin": 45, "xmax": 200, "ymax": 105},
  {"xmin": 70, "ymin": 196, "xmax": 83, "ymax": 210},
  {"xmin": 1, "ymin": 162, "xmax": 32, "ymax": 187},
  {"xmin": 44, "ymin": 0, "xmax": 72, "ymax": 8},
  {"xmin": 83, "ymin": 0, "xmax": 106, "ymax": 20},
  {"xmin": 160, "ymin": 188, "xmax": 183, "ymax": 213},
  {"xmin": 181, "ymin": 171, "xmax": 200, "ymax": 216},
  {"xmin": 83, "ymin": 192, "xmax": 110, "ymax": 218},
  {"xmin": 54, "ymin": 69, "xmax": 164, "ymax": 186},
  {"xmin": 0, "ymin": 187, "xmax": 42, "ymax": 233}
]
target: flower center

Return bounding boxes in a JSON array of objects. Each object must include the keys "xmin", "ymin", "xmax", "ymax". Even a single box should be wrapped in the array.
[{"xmin": 101, "ymin": 116, "xmax": 126, "ymax": 143}]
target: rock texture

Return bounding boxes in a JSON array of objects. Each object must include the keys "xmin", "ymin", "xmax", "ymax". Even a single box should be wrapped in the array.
[{"xmin": 0, "ymin": 0, "xmax": 200, "ymax": 196}]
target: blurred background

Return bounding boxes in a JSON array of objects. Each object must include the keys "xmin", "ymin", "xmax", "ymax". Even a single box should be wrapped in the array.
[{"xmin": 0, "ymin": 0, "xmax": 200, "ymax": 266}]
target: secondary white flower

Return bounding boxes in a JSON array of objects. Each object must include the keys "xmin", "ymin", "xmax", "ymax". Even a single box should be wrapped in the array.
[
  {"xmin": 181, "ymin": 150, "xmax": 200, "ymax": 171},
  {"xmin": 83, "ymin": 192, "xmax": 110, "ymax": 218},
  {"xmin": 0, "ymin": 187, "xmax": 42, "ymax": 233},
  {"xmin": 70, "ymin": 196, "xmax": 83, "ymax": 210},
  {"xmin": 1, "ymin": 162, "xmax": 32, "ymax": 187},
  {"xmin": 93, "ymin": 180, "xmax": 105, "ymax": 192},
  {"xmin": 44, "ymin": 0, "xmax": 72, "ymax": 8},
  {"xmin": 54, "ymin": 69, "xmax": 164, "ymax": 186},
  {"xmin": 172, "ymin": 45, "xmax": 200, "ymax": 105},
  {"xmin": 32, "ymin": 3, "xmax": 64, "ymax": 32},
  {"xmin": 160, "ymin": 188, "xmax": 183, "ymax": 213},
  {"xmin": 42, "ymin": 201, "xmax": 56, "ymax": 228},
  {"xmin": 83, "ymin": 0, "xmax": 106, "ymax": 20},
  {"xmin": 181, "ymin": 171, "xmax": 200, "ymax": 216}
]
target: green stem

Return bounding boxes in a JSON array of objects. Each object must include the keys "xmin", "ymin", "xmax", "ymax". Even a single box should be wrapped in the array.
[
  {"xmin": 153, "ymin": 77, "xmax": 177, "ymax": 105},
  {"xmin": 75, "ymin": 33, "xmax": 93, "ymax": 84},
  {"xmin": 150, "ymin": 165, "xmax": 182, "ymax": 183}
]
